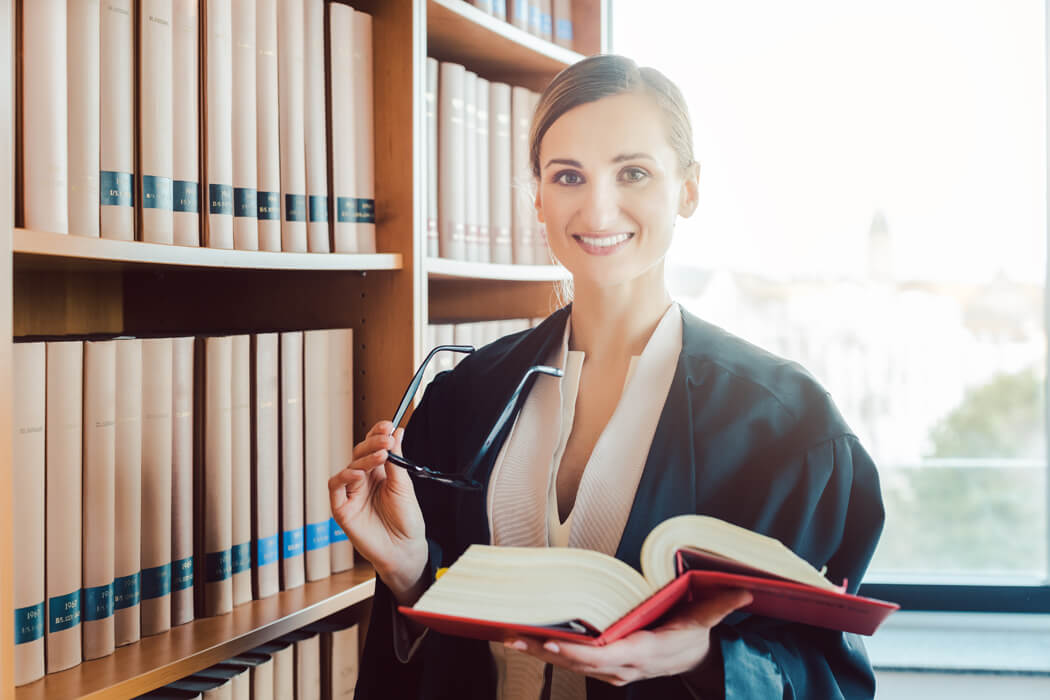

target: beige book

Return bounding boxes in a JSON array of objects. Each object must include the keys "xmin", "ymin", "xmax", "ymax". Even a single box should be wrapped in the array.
[
  {"xmin": 282, "ymin": 631, "xmax": 321, "ymax": 700},
  {"xmin": 493, "ymin": 0, "xmax": 507, "ymax": 21},
  {"xmin": 141, "ymin": 338, "xmax": 173, "ymax": 637},
  {"xmin": 471, "ymin": 0, "xmax": 494, "ymax": 15},
  {"xmin": 528, "ymin": 0, "xmax": 542, "ymax": 35},
  {"xmin": 139, "ymin": 1, "xmax": 175, "ymax": 244},
  {"xmin": 433, "ymin": 324, "xmax": 456, "ymax": 374},
  {"xmin": 324, "ymin": 624, "xmax": 359, "ymax": 699},
  {"xmin": 231, "ymin": 0, "xmax": 259, "ymax": 251},
  {"xmin": 425, "ymin": 57, "xmax": 439, "ymax": 257},
  {"xmin": 114, "ymin": 339, "xmax": 142, "ymax": 647},
  {"xmin": 67, "ymin": 0, "xmax": 100, "ymax": 238},
  {"xmin": 195, "ymin": 336, "xmax": 234, "ymax": 617},
  {"xmin": 553, "ymin": 0, "xmax": 573, "ymax": 49},
  {"xmin": 304, "ymin": 0, "xmax": 331, "ymax": 252},
  {"xmin": 225, "ymin": 653, "xmax": 274, "ymax": 700},
  {"xmin": 168, "ymin": 677, "xmax": 232, "ymax": 700},
  {"xmin": 303, "ymin": 331, "xmax": 331, "ymax": 581},
  {"xmin": 438, "ymin": 62, "xmax": 466, "ymax": 260},
  {"xmin": 44, "ymin": 341, "xmax": 83, "ymax": 672},
  {"xmin": 22, "ymin": 0, "xmax": 68, "ymax": 235},
  {"xmin": 510, "ymin": 86, "xmax": 534, "ymax": 264},
  {"xmin": 173, "ymin": 0, "xmax": 201, "ymax": 247},
  {"xmin": 279, "ymin": 332, "xmax": 306, "ymax": 590},
  {"xmin": 250, "ymin": 641, "xmax": 294, "ymax": 700},
  {"xmin": 251, "ymin": 334, "xmax": 280, "ymax": 599},
  {"xmin": 100, "ymin": 0, "xmax": 135, "ymax": 240},
  {"xmin": 329, "ymin": 4, "xmax": 357, "ymax": 253},
  {"xmin": 539, "ymin": 0, "xmax": 553, "ymax": 40},
  {"xmin": 171, "ymin": 336, "xmax": 196, "ymax": 625},
  {"xmin": 488, "ymin": 82, "xmax": 513, "ymax": 264},
  {"xmin": 83, "ymin": 340, "xmax": 116, "ymax": 660},
  {"xmin": 192, "ymin": 665, "xmax": 249, "ymax": 700},
  {"xmin": 255, "ymin": 0, "xmax": 281, "ymax": 251},
  {"xmin": 327, "ymin": 328, "xmax": 354, "ymax": 572},
  {"xmin": 529, "ymin": 90, "xmax": 549, "ymax": 264},
  {"xmin": 452, "ymin": 324, "xmax": 473, "ymax": 368},
  {"xmin": 231, "ymin": 335, "xmax": 253, "ymax": 605},
  {"xmin": 351, "ymin": 10, "xmax": 376, "ymax": 253},
  {"xmin": 463, "ymin": 71, "xmax": 479, "ymax": 262},
  {"xmin": 476, "ymin": 78, "xmax": 492, "ymax": 263},
  {"xmin": 510, "ymin": 0, "xmax": 528, "ymax": 31},
  {"xmin": 277, "ymin": 0, "xmax": 308, "ymax": 252},
  {"xmin": 13, "ymin": 342, "xmax": 45, "ymax": 686},
  {"xmin": 204, "ymin": 0, "xmax": 235, "ymax": 249}
]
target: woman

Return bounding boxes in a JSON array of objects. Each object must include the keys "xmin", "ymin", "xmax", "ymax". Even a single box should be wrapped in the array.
[{"xmin": 331, "ymin": 54, "xmax": 885, "ymax": 699}]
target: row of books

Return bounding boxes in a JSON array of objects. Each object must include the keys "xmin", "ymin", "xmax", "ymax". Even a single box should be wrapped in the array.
[
  {"xmin": 12, "ymin": 329, "xmax": 356, "ymax": 686},
  {"xmin": 21, "ymin": 0, "xmax": 376, "ymax": 253},
  {"xmin": 135, "ymin": 620, "xmax": 359, "ymax": 699},
  {"xmin": 426, "ymin": 60, "xmax": 551, "ymax": 265},
  {"xmin": 422, "ymin": 318, "xmax": 542, "ymax": 387},
  {"xmin": 467, "ymin": 0, "xmax": 576, "ymax": 49}
]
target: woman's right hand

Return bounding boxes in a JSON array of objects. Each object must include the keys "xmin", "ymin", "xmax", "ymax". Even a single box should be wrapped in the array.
[{"xmin": 328, "ymin": 420, "xmax": 429, "ymax": 605}]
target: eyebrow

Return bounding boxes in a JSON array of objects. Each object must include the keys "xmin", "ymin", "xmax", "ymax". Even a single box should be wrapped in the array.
[{"xmin": 542, "ymin": 153, "xmax": 657, "ymax": 170}]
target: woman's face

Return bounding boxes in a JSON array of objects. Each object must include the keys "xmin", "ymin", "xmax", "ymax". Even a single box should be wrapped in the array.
[{"xmin": 535, "ymin": 92, "xmax": 699, "ymax": 292}]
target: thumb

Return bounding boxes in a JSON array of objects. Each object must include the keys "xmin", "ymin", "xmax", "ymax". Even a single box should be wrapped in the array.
[
  {"xmin": 686, "ymin": 589, "xmax": 753, "ymax": 629},
  {"xmin": 384, "ymin": 428, "xmax": 413, "ymax": 490}
]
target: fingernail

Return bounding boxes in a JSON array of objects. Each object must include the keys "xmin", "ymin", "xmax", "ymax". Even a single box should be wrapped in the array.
[
  {"xmin": 505, "ymin": 640, "xmax": 527, "ymax": 651},
  {"xmin": 543, "ymin": 641, "xmax": 560, "ymax": 653}
]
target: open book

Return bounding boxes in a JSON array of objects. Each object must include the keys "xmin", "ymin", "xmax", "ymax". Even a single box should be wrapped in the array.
[{"xmin": 399, "ymin": 515, "xmax": 898, "ymax": 646}]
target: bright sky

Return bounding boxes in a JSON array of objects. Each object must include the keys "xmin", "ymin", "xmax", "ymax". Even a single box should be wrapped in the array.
[{"xmin": 612, "ymin": 0, "xmax": 1047, "ymax": 284}]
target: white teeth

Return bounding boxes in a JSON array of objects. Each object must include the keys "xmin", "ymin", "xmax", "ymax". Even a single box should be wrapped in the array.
[{"xmin": 577, "ymin": 233, "xmax": 632, "ymax": 247}]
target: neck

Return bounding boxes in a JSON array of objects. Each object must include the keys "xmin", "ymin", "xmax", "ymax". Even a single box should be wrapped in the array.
[{"xmin": 568, "ymin": 262, "xmax": 672, "ymax": 358}]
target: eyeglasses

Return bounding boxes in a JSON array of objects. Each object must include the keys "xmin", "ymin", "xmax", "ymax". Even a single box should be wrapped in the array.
[{"xmin": 386, "ymin": 344, "xmax": 564, "ymax": 490}]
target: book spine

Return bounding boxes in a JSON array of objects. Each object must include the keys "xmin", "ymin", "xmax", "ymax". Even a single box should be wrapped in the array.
[
  {"xmin": 327, "ymin": 328, "xmax": 354, "ymax": 573},
  {"xmin": 171, "ymin": 336, "xmax": 196, "ymax": 625},
  {"xmin": 539, "ymin": 0, "xmax": 553, "ymax": 41},
  {"xmin": 463, "ymin": 71, "xmax": 479, "ymax": 262},
  {"xmin": 83, "ymin": 340, "xmax": 116, "ymax": 660},
  {"xmin": 44, "ymin": 341, "xmax": 83, "ymax": 673},
  {"xmin": 511, "ymin": 0, "xmax": 528, "ymax": 31},
  {"xmin": 471, "ymin": 0, "xmax": 494, "ymax": 15},
  {"xmin": 303, "ymin": 331, "xmax": 331, "ymax": 581},
  {"xmin": 425, "ymin": 58, "xmax": 439, "ymax": 258},
  {"xmin": 553, "ymin": 0, "xmax": 573, "ymax": 49},
  {"xmin": 140, "ymin": 338, "xmax": 173, "ymax": 637},
  {"xmin": 351, "ymin": 10, "xmax": 376, "ymax": 253},
  {"xmin": 139, "ymin": 1, "xmax": 175, "ymax": 244},
  {"xmin": 304, "ymin": 0, "xmax": 330, "ymax": 253},
  {"xmin": 329, "ymin": 4, "xmax": 357, "ymax": 254},
  {"xmin": 277, "ymin": 0, "xmax": 308, "ymax": 252},
  {"xmin": 67, "ymin": 0, "xmax": 100, "ymax": 238},
  {"xmin": 489, "ymin": 82, "xmax": 513, "ymax": 264},
  {"xmin": 22, "ymin": 0, "xmax": 68, "ymax": 235},
  {"xmin": 231, "ymin": 335, "xmax": 253, "ymax": 605},
  {"xmin": 324, "ymin": 624, "xmax": 359, "ymax": 698},
  {"xmin": 114, "ymin": 339, "xmax": 142, "ymax": 647},
  {"xmin": 530, "ymin": 90, "xmax": 549, "ymax": 264},
  {"xmin": 204, "ymin": 0, "xmax": 235, "ymax": 249},
  {"xmin": 12, "ymin": 343, "xmax": 45, "ymax": 686},
  {"xmin": 251, "ymin": 334, "xmax": 280, "ymax": 599},
  {"xmin": 295, "ymin": 633, "xmax": 322, "ymax": 699},
  {"xmin": 272, "ymin": 643, "xmax": 295, "ymax": 698},
  {"xmin": 279, "ymin": 332, "xmax": 306, "ymax": 590},
  {"xmin": 100, "ymin": 0, "xmax": 135, "ymax": 241},
  {"xmin": 493, "ymin": 0, "xmax": 507, "ymax": 21},
  {"xmin": 172, "ymin": 0, "xmax": 201, "ymax": 247},
  {"xmin": 232, "ymin": 0, "xmax": 260, "ymax": 251},
  {"xmin": 255, "ymin": 0, "xmax": 282, "ymax": 251},
  {"xmin": 476, "ymin": 78, "xmax": 491, "ymax": 264},
  {"xmin": 510, "ymin": 86, "xmax": 534, "ymax": 264},
  {"xmin": 528, "ymin": 0, "xmax": 542, "ymax": 36},
  {"xmin": 438, "ymin": 62, "xmax": 466, "ymax": 260}
]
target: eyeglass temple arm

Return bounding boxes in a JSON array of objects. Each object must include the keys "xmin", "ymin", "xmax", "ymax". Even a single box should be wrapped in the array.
[
  {"xmin": 390, "ymin": 344, "xmax": 476, "ymax": 429},
  {"xmin": 461, "ymin": 364, "xmax": 564, "ymax": 479}
]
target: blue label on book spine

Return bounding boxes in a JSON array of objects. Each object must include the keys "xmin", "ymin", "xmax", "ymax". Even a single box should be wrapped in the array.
[
  {"xmin": 257, "ymin": 534, "xmax": 279, "ymax": 567},
  {"xmin": 174, "ymin": 180, "xmax": 200, "ymax": 213},
  {"xmin": 555, "ymin": 18, "xmax": 574, "ymax": 41},
  {"xmin": 257, "ymin": 191, "xmax": 280, "ymax": 220},
  {"xmin": 100, "ymin": 171, "xmax": 134, "ymax": 207},
  {"xmin": 113, "ymin": 572, "xmax": 141, "ymax": 610},
  {"xmin": 209, "ymin": 184, "xmax": 234, "ymax": 216},
  {"xmin": 48, "ymin": 590, "xmax": 80, "ymax": 632},
  {"xmin": 308, "ymin": 194, "xmax": 329, "ymax": 222},
  {"xmin": 329, "ymin": 517, "xmax": 348, "ymax": 543},
  {"xmin": 82, "ymin": 582, "xmax": 114, "ymax": 621},
  {"xmin": 355, "ymin": 198, "xmax": 375, "ymax": 224},
  {"xmin": 335, "ymin": 197, "xmax": 356, "ymax": 223},
  {"xmin": 231, "ymin": 542, "xmax": 251, "ymax": 574},
  {"xmin": 234, "ymin": 187, "xmax": 258, "ymax": 218},
  {"xmin": 541, "ymin": 13, "xmax": 552, "ymax": 34},
  {"xmin": 282, "ymin": 527, "xmax": 305, "ymax": 560},
  {"xmin": 205, "ymin": 550, "xmax": 232, "ymax": 583},
  {"xmin": 173, "ymin": 556, "xmax": 194, "ymax": 591},
  {"xmin": 141, "ymin": 563, "xmax": 171, "ymax": 600},
  {"xmin": 529, "ymin": 5, "xmax": 541, "ymax": 25},
  {"xmin": 15, "ymin": 602, "xmax": 44, "ymax": 644},
  {"xmin": 285, "ymin": 194, "xmax": 307, "ymax": 222},
  {"xmin": 142, "ymin": 175, "xmax": 174, "ymax": 210},
  {"xmin": 305, "ymin": 521, "xmax": 330, "ymax": 551},
  {"xmin": 514, "ymin": 0, "xmax": 527, "ymax": 22}
]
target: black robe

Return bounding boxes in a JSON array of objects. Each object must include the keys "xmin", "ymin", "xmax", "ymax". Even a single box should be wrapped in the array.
[{"xmin": 355, "ymin": 305, "xmax": 884, "ymax": 699}]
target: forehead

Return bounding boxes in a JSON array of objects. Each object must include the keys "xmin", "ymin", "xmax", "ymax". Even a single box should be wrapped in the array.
[{"xmin": 539, "ymin": 92, "xmax": 676, "ymax": 164}]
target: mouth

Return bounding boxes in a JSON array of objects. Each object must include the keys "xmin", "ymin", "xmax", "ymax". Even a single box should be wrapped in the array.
[{"xmin": 571, "ymin": 232, "xmax": 635, "ymax": 256}]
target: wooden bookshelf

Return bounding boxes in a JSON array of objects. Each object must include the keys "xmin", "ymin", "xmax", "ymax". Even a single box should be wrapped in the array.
[{"xmin": 427, "ymin": 256, "xmax": 568, "ymax": 282}]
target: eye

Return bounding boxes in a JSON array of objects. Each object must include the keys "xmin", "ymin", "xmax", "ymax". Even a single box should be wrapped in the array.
[
  {"xmin": 619, "ymin": 166, "xmax": 649, "ymax": 183},
  {"xmin": 553, "ymin": 170, "xmax": 585, "ymax": 186}
]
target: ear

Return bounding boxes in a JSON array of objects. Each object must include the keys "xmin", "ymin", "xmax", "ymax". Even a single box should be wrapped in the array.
[
  {"xmin": 534, "ymin": 181, "xmax": 545, "ymax": 224},
  {"xmin": 678, "ymin": 162, "xmax": 701, "ymax": 218}
]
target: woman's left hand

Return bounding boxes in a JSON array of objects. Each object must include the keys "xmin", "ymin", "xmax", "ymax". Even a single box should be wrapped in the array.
[{"xmin": 503, "ymin": 589, "xmax": 752, "ymax": 687}]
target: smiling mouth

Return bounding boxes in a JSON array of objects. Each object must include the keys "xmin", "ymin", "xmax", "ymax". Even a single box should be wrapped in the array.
[{"xmin": 571, "ymin": 232, "xmax": 635, "ymax": 254}]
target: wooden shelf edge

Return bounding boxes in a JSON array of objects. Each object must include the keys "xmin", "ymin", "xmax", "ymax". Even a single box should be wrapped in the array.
[
  {"xmin": 15, "ymin": 567, "xmax": 376, "ymax": 700},
  {"xmin": 13, "ymin": 229, "xmax": 403, "ymax": 272},
  {"xmin": 427, "ymin": 257, "xmax": 570, "ymax": 282}
]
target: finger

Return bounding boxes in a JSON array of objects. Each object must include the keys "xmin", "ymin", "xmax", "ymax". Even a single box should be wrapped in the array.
[
  {"xmin": 327, "ymin": 452, "xmax": 386, "ymax": 492},
  {"xmin": 686, "ymin": 589, "xmax": 754, "ymax": 628},
  {"xmin": 541, "ymin": 636, "xmax": 642, "ymax": 672},
  {"xmin": 367, "ymin": 420, "xmax": 395, "ymax": 438},
  {"xmin": 384, "ymin": 428, "xmax": 414, "ymax": 490},
  {"xmin": 351, "ymin": 432, "xmax": 396, "ymax": 460}
]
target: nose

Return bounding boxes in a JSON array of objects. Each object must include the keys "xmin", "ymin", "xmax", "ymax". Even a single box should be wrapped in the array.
[{"xmin": 578, "ymin": 177, "xmax": 619, "ymax": 232}]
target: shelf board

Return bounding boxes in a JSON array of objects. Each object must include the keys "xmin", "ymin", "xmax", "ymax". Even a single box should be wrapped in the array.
[
  {"xmin": 427, "ymin": 256, "xmax": 569, "ymax": 282},
  {"xmin": 15, "ymin": 567, "xmax": 376, "ymax": 700},
  {"xmin": 13, "ymin": 229, "xmax": 402, "ymax": 273}
]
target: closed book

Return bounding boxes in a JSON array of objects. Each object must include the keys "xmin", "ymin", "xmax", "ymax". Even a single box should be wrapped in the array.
[
  {"xmin": 510, "ymin": 0, "xmax": 528, "ymax": 31},
  {"xmin": 463, "ymin": 71, "xmax": 479, "ymax": 262},
  {"xmin": 425, "ymin": 57, "xmax": 439, "ymax": 258},
  {"xmin": 67, "ymin": 0, "xmax": 100, "ymax": 237},
  {"xmin": 553, "ymin": 0, "xmax": 573, "ymax": 49},
  {"xmin": 168, "ymin": 677, "xmax": 232, "ymax": 700},
  {"xmin": 277, "ymin": 630, "xmax": 321, "ymax": 700},
  {"xmin": 255, "ymin": 0, "xmax": 281, "ymax": 251},
  {"xmin": 141, "ymin": 338, "xmax": 173, "ymax": 637},
  {"xmin": 231, "ymin": 0, "xmax": 259, "ymax": 251},
  {"xmin": 303, "ymin": 331, "xmax": 331, "ymax": 581},
  {"xmin": 251, "ymin": 333, "xmax": 280, "ymax": 599},
  {"xmin": 528, "ymin": 0, "xmax": 542, "ymax": 35},
  {"xmin": 539, "ymin": 0, "xmax": 553, "ymax": 40},
  {"xmin": 173, "ymin": 0, "xmax": 201, "ymax": 246},
  {"xmin": 139, "ymin": 1, "xmax": 175, "ymax": 244},
  {"xmin": 471, "ymin": 0, "xmax": 494, "ymax": 15},
  {"xmin": 493, "ymin": 0, "xmax": 507, "ymax": 21},
  {"xmin": 530, "ymin": 90, "xmax": 549, "ymax": 264},
  {"xmin": 475, "ymin": 78, "xmax": 491, "ymax": 263},
  {"xmin": 322, "ymin": 623, "xmax": 359, "ymax": 699},
  {"xmin": 277, "ymin": 0, "xmax": 308, "ymax": 252},
  {"xmin": 328, "ymin": 4, "xmax": 357, "ymax": 253},
  {"xmin": 114, "ymin": 339, "xmax": 142, "ymax": 647},
  {"xmin": 192, "ymin": 665, "xmax": 249, "ymax": 700},
  {"xmin": 203, "ymin": 0, "xmax": 235, "ymax": 249},
  {"xmin": 327, "ymin": 328, "xmax": 354, "ymax": 572},
  {"xmin": 194, "ymin": 335, "xmax": 234, "ymax": 617},
  {"xmin": 171, "ymin": 336, "xmax": 196, "ymax": 625},
  {"xmin": 224, "ymin": 653, "xmax": 274, "ymax": 700},
  {"xmin": 45, "ymin": 341, "xmax": 83, "ymax": 672},
  {"xmin": 350, "ymin": 10, "xmax": 376, "ymax": 252},
  {"xmin": 139, "ymin": 687, "xmax": 203, "ymax": 699},
  {"xmin": 100, "ymin": 0, "xmax": 135, "ymax": 240},
  {"xmin": 488, "ymin": 82, "xmax": 513, "ymax": 264},
  {"xmin": 231, "ymin": 335, "xmax": 253, "ymax": 605},
  {"xmin": 83, "ymin": 339, "xmax": 116, "ymax": 660},
  {"xmin": 12, "ymin": 342, "xmax": 45, "ymax": 685},
  {"xmin": 510, "ymin": 86, "xmax": 534, "ymax": 264},
  {"xmin": 250, "ymin": 641, "xmax": 294, "ymax": 700},
  {"xmin": 22, "ymin": 0, "xmax": 68, "ymax": 235},
  {"xmin": 278, "ymin": 332, "xmax": 305, "ymax": 590},
  {"xmin": 438, "ymin": 62, "xmax": 466, "ymax": 260},
  {"xmin": 304, "ymin": 0, "xmax": 330, "ymax": 252}
]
